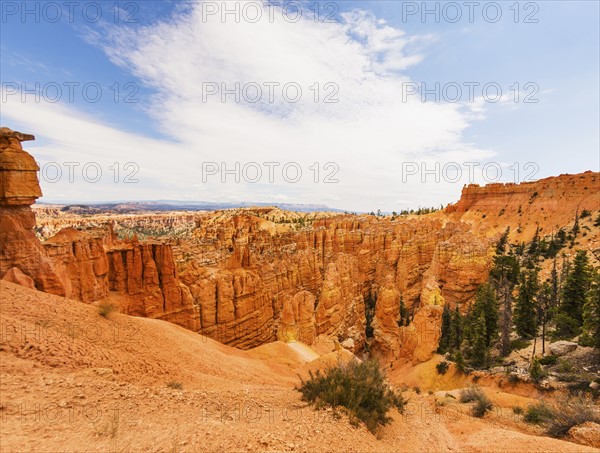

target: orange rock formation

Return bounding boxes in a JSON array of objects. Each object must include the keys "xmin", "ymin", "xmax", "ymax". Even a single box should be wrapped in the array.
[{"xmin": 2, "ymin": 127, "xmax": 598, "ymax": 364}]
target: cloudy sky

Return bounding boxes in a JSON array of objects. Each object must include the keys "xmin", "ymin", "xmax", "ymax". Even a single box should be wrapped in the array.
[{"xmin": 1, "ymin": 1, "xmax": 598, "ymax": 212}]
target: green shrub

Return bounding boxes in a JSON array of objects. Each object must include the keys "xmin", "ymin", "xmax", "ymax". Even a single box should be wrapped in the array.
[
  {"xmin": 460, "ymin": 387, "xmax": 493, "ymax": 418},
  {"xmin": 436, "ymin": 361, "xmax": 450, "ymax": 375},
  {"xmin": 507, "ymin": 373, "xmax": 521, "ymax": 385},
  {"xmin": 546, "ymin": 396, "xmax": 599, "ymax": 438},
  {"xmin": 472, "ymin": 394, "xmax": 493, "ymax": 418},
  {"xmin": 297, "ymin": 359, "xmax": 406, "ymax": 433},
  {"xmin": 98, "ymin": 302, "xmax": 115, "ymax": 318},
  {"xmin": 512, "ymin": 406, "xmax": 524, "ymax": 415},
  {"xmin": 557, "ymin": 373, "xmax": 578, "ymax": 382},
  {"xmin": 524, "ymin": 402, "xmax": 555, "ymax": 424},
  {"xmin": 530, "ymin": 358, "xmax": 548, "ymax": 383},
  {"xmin": 452, "ymin": 351, "xmax": 467, "ymax": 374},
  {"xmin": 510, "ymin": 339, "xmax": 531, "ymax": 351},
  {"xmin": 553, "ymin": 313, "xmax": 580, "ymax": 339},
  {"xmin": 557, "ymin": 359, "xmax": 573, "ymax": 373},
  {"xmin": 538, "ymin": 355, "xmax": 558, "ymax": 366}
]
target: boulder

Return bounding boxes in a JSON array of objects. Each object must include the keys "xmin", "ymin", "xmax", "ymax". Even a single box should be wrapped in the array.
[
  {"xmin": 549, "ymin": 340, "xmax": 578, "ymax": 356},
  {"xmin": 341, "ymin": 338, "xmax": 355, "ymax": 350},
  {"xmin": 2, "ymin": 267, "xmax": 35, "ymax": 289}
]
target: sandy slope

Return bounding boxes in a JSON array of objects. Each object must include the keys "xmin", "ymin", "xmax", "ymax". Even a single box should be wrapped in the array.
[{"xmin": 0, "ymin": 281, "xmax": 596, "ymax": 452}]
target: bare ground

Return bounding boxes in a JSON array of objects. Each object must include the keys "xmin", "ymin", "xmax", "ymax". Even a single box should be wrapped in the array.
[{"xmin": 1, "ymin": 281, "xmax": 597, "ymax": 452}]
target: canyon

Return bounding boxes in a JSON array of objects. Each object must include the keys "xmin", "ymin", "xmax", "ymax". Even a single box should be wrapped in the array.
[
  {"xmin": 1, "ymin": 128, "xmax": 599, "ymax": 365},
  {"xmin": 1, "ymin": 127, "xmax": 599, "ymax": 452}
]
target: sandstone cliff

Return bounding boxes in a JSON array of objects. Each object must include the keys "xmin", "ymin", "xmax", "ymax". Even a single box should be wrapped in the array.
[{"xmin": 3, "ymin": 127, "xmax": 598, "ymax": 364}]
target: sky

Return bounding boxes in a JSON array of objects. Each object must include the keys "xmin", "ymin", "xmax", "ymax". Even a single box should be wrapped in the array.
[{"xmin": 1, "ymin": 0, "xmax": 598, "ymax": 212}]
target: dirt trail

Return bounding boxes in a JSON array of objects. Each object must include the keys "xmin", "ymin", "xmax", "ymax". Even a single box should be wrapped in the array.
[{"xmin": 1, "ymin": 281, "xmax": 597, "ymax": 452}]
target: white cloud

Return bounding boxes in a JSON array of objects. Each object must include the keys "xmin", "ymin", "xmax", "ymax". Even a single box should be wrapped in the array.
[{"xmin": 2, "ymin": 2, "xmax": 498, "ymax": 211}]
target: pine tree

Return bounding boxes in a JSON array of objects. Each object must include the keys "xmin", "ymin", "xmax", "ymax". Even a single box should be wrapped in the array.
[
  {"xmin": 398, "ymin": 295, "xmax": 409, "ymax": 327},
  {"xmin": 528, "ymin": 225, "xmax": 540, "ymax": 256},
  {"xmin": 571, "ymin": 209, "xmax": 580, "ymax": 239},
  {"xmin": 550, "ymin": 257, "xmax": 559, "ymax": 310},
  {"xmin": 560, "ymin": 250, "xmax": 590, "ymax": 324},
  {"xmin": 471, "ymin": 312, "xmax": 489, "ymax": 368},
  {"xmin": 514, "ymin": 269, "xmax": 539, "ymax": 339},
  {"xmin": 537, "ymin": 281, "xmax": 552, "ymax": 354},
  {"xmin": 365, "ymin": 291, "xmax": 376, "ymax": 338},
  {"xmin": 469, "ymin": 283, "xmax": 499, "ymax": 348},
  {"xmin": 490, "ymin": 254, "xmax": 520, "ymax": 356},
  {"xmin": 449, "ymin": 305, "xmax": 463, "ymax": 351},
  {"xmin": 496, "ymin": 227, "xmax": 510, "ymax": 254},
  {"xmin": 439, "ymin": 304, "xmax": 452, "ymax": 353},
  {"xmin": 581, "ymin": 270, "xmax": 600, "ymax": 348}
]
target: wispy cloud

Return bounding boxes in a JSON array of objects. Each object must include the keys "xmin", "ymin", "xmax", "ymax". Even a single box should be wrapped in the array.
[{"xmin": 3, "ymin": 2, "xmax": 499, "ymax": 211}]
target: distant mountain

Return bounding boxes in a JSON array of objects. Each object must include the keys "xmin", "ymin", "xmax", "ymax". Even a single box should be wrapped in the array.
[{"xmin": 38, "ymin": 200, "xmax": 346, "ymax": 213}]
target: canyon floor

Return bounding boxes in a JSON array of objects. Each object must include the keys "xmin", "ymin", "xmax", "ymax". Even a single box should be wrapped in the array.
[{"xmin": 1, "ymin": 281, "xmax": 597, "ymax": 453}]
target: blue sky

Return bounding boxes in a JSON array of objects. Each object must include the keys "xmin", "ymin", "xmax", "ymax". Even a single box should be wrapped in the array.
[{"xmin": 1, "ymin": 1, "xmax": 598, "ymax": 212}]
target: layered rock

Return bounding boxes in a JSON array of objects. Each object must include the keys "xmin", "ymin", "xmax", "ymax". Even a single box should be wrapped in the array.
[
  {"xmin": 106, "ymin": 240, "xmax": 199, "ymax": 331},
  {"xmin": 446, "ymin": 171, "xmax": 600, "ymax": 242},
  {"xmin": 7, "ymin": 127, "xmax": 598, "ymax": 364},
  {"xmin": 0, "ymin": 128, "xmax": 199, "ymax": 335},
  {"xmin": 0, "ymin": 129, "xmax": 65, "ymax": 295}
]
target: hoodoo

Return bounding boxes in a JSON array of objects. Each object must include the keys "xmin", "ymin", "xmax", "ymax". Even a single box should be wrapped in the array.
[{"xmin": 0, "ymin": 128, "xmax": 65, "ymax": 294}]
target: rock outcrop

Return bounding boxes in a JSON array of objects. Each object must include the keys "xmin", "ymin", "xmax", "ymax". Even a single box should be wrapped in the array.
[
  {"xmin": 5, "ymin": 127, "xmax": 598, "ymax": 364},
  {"xmin": 0, "ymin": 128, "xmax": 66, "ymax": 295},
  {"xmin": 446, "ymin": 171, "xmax": 599, "ymax": 242},
  {"xmin": 0, "ymin": 129, "xmax": 198, "ymax": 334}
]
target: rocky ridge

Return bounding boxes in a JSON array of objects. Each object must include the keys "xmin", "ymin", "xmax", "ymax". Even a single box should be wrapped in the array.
[{"xmin": 2, "ymin": 128, "xmax": 598, "ymax": 364}]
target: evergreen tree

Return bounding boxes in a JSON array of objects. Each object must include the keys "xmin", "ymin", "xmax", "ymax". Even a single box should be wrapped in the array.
[
  {"xmin": 449, "ymin": 305, "xmax": 463, "ymax": 351},
  {"xmin": 365, "ymin": 291, "xmax": 376, "ymax": 338},
  {"xmin": 528, "ymin": 225, "xmax": 540, "ymax": 256},
  {"xmin": 537, "ymin": 281, "xmax": 552, "ymax": 354},
  {"xmin": 398, "ymin": 295, "xmax": 409, "ymax": 327},
  {"xmin": 490, "ymin": 254, "xmax": 520, "ymax": 356},
  {"xmin": 581, "ymin": 270, "xmax": 600, "ymax": 348},
  {"xmin": 550, "ymin": 258, "xmax": 559, "ymax": 310},
  {"xmin": 560, "ymin": 250, "xmax": 590, "ymax": 324},
  {"xmin": 469, "ymin": 283, "xmax": 499, "ymax": 348},
  {"xmin": 514, "ymin": 268, "xmax": 539, "ymax": 339},
  {"xmin": 471, "ymin": 312, "xmax": 489, "ymax": 368},
  {"xmin": 571, "ymin": 209, "xmax": 580, "ymax": 239},
  {"xmin": 496, "ymin": 227, "xmax": 510, "ymax": 254},
  {"xmin": 439, "ymin": 303, "xmax": 452, "ymax": 353}
]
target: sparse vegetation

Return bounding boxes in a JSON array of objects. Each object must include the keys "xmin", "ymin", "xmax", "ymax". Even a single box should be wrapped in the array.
[
  {"xmin": 546, "ymin": 396, "xmax": 599, "ymax": 438},
  {"xmin": 460, "ymin": 387, "xmax": 493, "ymax": 418},
  {"xmin": 510, "ymin": 339, "xmax": 530, "ymax": 351},
  {"xmin": 523, "ymin": 396, "xmax": 599, "ymax": 437},
  {"xmin": 507, "ymin": 373, "xmax": 521, "ymax": 385},
  {"xmin": 459, "ymin": 386, "xmax": 483, "ymax": 403},
  {"xmin": 297, "ymin": 359, "xmax": 407, "ymax": 433},
  {"xmin": 436, "ymin": 361, "xmax": 449, "ymax": 375},
  {"xmin": 538, "ymin": 355, "xmax": 558, "ymax": 366},
  {"xmin": 529, "ymin": 358, "xmax": 548, "ymax": 383},
  {"xmin": 524, "ymin": 401, "xmax": 555, "ymax": 425},
  {"xmin": 166, "ymin": 381, "xmax": 183, "ymax": 390},
  {"xmin": 512, "ymin": 406, "xmax": 524, "ymax": 415},
  {"xmin": 98, "ymin": 302, "xmax": 115, "ymax": 318},
  {"xmin": 556, "ymin": 358, "xmax": 573, "ymax": 373}
]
